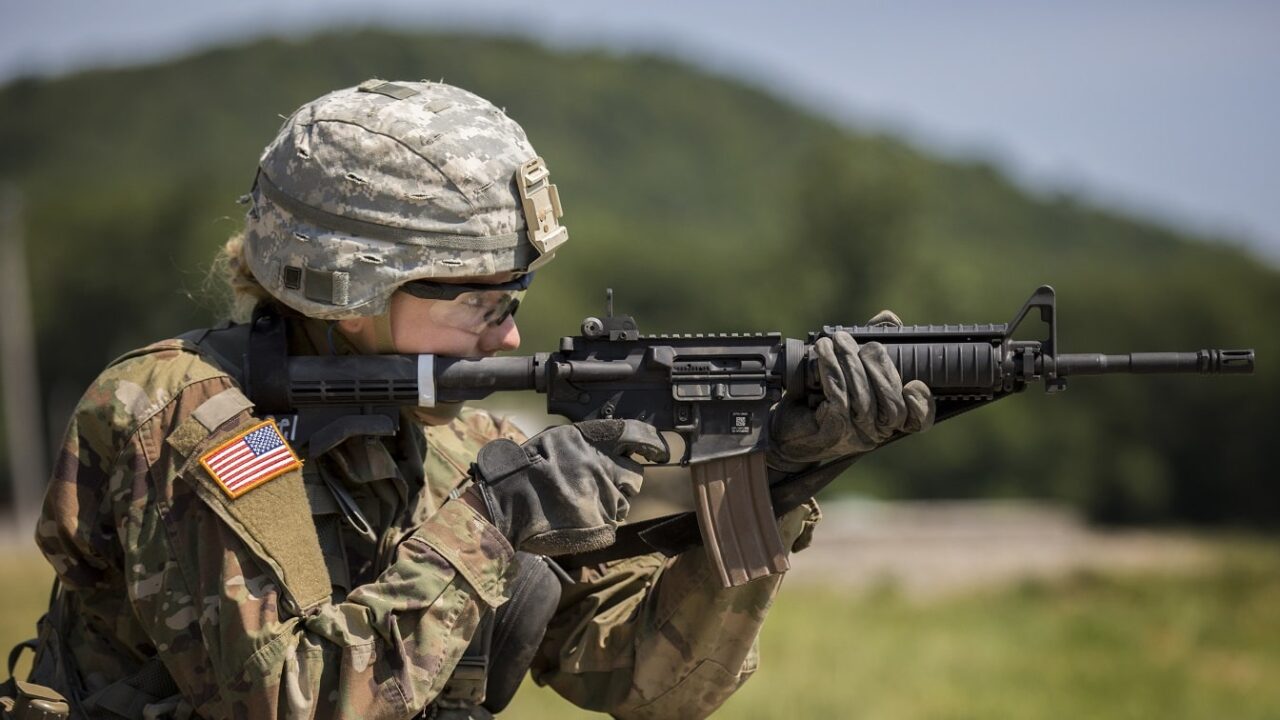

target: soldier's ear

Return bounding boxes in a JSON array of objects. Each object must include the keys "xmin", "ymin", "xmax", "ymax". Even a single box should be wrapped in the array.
[{"xmin": 334, "ymin": 316, "xmax": 375, "ymax": 353}]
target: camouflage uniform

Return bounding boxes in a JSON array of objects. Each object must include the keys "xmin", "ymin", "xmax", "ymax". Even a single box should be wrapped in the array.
[{"xmin": 34, "ymin": 313, "xmax": 819, "ymax": 719}]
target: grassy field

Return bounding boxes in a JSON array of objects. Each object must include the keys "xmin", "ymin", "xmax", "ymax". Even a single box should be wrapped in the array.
[
  {"xmin": 509, "ymin": 539, "xmax": 1280, "ymax": 719},
  {"xmin": 3, "ymin": 541, "xmax": 1277, "ymax": 718}
]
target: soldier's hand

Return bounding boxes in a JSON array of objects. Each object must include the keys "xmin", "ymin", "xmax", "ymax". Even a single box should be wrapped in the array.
[
  {"xmin": 767, "ymin": 309, "xmax": 934, "ymax": 470},
  {"xmin": 467, "ymin": 419, "xmax": 669, "ymax": 556}
]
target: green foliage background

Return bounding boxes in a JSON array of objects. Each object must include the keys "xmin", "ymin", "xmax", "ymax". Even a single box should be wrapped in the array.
[{"xmin": 0, "ymin": 30, "xmax": 1274, "ymax": 524}]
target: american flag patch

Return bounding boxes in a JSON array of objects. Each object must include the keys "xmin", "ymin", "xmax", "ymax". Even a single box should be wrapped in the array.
[{"xmin": 199, "ymin": 419, "xmax": 302, "ymax": 499}]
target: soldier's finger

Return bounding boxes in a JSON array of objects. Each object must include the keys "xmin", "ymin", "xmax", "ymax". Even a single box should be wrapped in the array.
[
  {"xmin": 901, "ymin": 380, "xmax": 936, "ymax": 433},
  {"xmin": 859, "ymin": 341, "xmax": 906, "ymax": 437},
  {"xmin": 577, "ymin": 418, "xmax": 670, "ymax": 464},
  {"xmin": 832, "ymin": 331, "xmax": 878, "ymax": 443},
  {"xmin": 613, "ymin": 420, "xmax": 670, "ymax": 463},
  {"xmin": 866, "ymin": 309, "xmax": 904, "ymax": 328},
  {"xmin": 612, "ymin": 464, "xmax": 645, "ymax": 499}
]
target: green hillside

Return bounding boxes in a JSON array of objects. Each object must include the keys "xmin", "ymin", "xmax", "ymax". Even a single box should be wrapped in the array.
[{"xmin": 0, "ymin": 30, "xmax": 1274, "ymax": 524}]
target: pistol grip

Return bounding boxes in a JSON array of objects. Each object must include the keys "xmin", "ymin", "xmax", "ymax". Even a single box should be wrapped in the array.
[{"xmin": 690, "ymin": 452, "xmax": 790, "ymax": 588}]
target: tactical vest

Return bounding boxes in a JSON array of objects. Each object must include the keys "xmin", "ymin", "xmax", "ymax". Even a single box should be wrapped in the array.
[{"xmin": 7, "ymin": 318, "xmax": 560, "ymax": 719}]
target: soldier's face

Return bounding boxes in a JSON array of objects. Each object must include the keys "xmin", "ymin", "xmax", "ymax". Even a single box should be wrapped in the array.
[
  {"xmin": 336, "ymin": 273, "xmax": 523, "ymax": 357},
  {"xmin": 388, "ymin": 284, "xmax": 523, "ymax": 357}
]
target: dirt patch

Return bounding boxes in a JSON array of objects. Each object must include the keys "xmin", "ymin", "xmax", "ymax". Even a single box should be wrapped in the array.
[
  {"xmin": 784, "ymin": 499, "xmax": 1216, "ymax": 598},
  {"xmin": 588, "ymin": 450, "xmax": 1220, "ymax": 600},
  {"xmin": 614, "ymin": 462, "xmax": 1217, "ymax": 599}
]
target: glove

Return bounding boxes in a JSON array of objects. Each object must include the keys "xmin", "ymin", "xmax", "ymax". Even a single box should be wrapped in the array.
[
  {"xmin": 469, "ymin": 419, "xmax": 670, "ymax": 556},
  {"xmin": 768, "ymin": 309, "xmax": 935, "ymax": 470}
]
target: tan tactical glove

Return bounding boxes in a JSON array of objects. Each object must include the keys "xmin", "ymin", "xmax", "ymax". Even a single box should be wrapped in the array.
[
  {"xmin": 768, "ymin": 310, "xmax": 935, "ymax": 471},
  {"xmin": 469, "ymin": 419, "xmax": 669, "ymax": 556}
]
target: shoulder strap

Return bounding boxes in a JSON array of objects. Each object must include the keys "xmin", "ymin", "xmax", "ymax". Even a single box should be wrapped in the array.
[
  {"xmin": 175, "ymin": 322, "xmax": 252, "ymax": 387},
  {"xmin": 80, "ymin": 656, "xmax": 178, "ymax": 720}
]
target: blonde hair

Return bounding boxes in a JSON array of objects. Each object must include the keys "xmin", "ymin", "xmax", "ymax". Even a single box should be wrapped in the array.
[{"xmin": 210, "ymin": 232, "xmax": 272, "ymax": 323}]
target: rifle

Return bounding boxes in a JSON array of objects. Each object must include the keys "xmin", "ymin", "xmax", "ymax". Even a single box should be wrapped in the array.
[{"xmin": 244, "ymin": 286, "xmax": 1254, "ymax": 588}]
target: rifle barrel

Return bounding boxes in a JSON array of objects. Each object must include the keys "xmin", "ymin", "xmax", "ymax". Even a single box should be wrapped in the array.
[
  {"xmin": 434, "ymin": 356, "xmax": 540, "ymax": 396},
  {"xmin": 1055, "ymin": 349, "xmax": 1254, "ymax": 376}
]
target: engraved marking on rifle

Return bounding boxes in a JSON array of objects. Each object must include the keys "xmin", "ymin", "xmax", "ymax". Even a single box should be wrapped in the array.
[{"xmin": 273, "ymin": 414, "xmax": 299, "ymax": 442}]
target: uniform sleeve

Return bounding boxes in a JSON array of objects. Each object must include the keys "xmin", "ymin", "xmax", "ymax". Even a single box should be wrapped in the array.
[
  {"xmin": 39, "ymin": 359, "xmax": 517, "ymax": 719},
  {"xmin": 157, "ymin": 493, "xmax": 511, "ymax": 718},
  {"xmin": 530, "ymin": 500, "xmax": 821, "ymax": 719}
]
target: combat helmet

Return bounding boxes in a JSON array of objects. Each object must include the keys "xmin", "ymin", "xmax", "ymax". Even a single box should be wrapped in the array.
[{"xmin": 242, "ymin": 79, "xmax": 568, "ymax": 320}]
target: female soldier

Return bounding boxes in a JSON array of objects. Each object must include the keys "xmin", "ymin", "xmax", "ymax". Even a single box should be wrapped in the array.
[{"xmin": 29, "ymin": 80, "xmax": 931, "ymax": 719}]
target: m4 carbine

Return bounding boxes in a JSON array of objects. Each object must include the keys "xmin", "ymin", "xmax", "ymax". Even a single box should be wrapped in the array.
[{"xmin": 244, "ymin": 286, "xmax": 1254, "ymax": 588}]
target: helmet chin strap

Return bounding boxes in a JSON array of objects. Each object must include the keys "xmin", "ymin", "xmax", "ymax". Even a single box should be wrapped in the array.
[{"xmin": 372, "ymin": 311, "xmax": 397, "ymax": 354}]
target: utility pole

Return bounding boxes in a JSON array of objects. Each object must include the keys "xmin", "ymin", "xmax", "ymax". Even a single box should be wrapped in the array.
[{"xmin": 0, "ymin": 184, "xmax": 46, "ymax": 540}]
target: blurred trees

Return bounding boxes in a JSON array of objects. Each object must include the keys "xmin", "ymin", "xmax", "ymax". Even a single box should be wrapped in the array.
[
  {"xmin": 0, "ymin": 30, "xmax": 1274, "ymax": 526},
  {"xmin": 791, "ymin": 138, "xmax": 922, "ymax": 320}
]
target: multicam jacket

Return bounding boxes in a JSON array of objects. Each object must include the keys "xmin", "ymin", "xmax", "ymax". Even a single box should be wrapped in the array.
[{"xmin": 34, "ymin": 317, "xmax": 819, "ymax": 719}]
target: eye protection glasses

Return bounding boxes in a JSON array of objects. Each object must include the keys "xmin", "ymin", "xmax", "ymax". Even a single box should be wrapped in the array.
[{"xmin": 398, "ymin": 275, "xmax": 533, "ymax": 333}]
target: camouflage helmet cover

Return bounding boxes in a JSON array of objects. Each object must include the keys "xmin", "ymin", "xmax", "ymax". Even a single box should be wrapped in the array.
[{"xmin": 243, "ymin": 79, "xmax": 568, "ymax": 319}]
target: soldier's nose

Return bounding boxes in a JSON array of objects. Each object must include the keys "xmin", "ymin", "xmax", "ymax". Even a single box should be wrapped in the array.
[{"xmin": 481, "ymin": 316, "xmax": 520, "ymax": 353}]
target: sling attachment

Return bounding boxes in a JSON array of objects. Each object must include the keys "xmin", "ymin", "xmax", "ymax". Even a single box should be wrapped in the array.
[
  {"xmin": 2, "ymin": 643, "xmax": 68, "ymax": 720},
  {"xmin": 2, "ymin": 580, "xmax": 71, "ymax": 720},
  {"xmin": 1, "ymin": 681, "xmax": 69, "ymax": 720}
]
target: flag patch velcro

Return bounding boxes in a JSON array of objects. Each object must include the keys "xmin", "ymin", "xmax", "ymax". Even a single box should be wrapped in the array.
[{"xmin": 199, "ymin": 419, "xmax": 302, "ymax": 499}]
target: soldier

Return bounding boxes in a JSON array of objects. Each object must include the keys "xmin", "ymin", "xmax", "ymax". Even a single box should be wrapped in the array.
[{"xmin": 23, "ymin": 80, "xmax": 932, "ymax": 719}]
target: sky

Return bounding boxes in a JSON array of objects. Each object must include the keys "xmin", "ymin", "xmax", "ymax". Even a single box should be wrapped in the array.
[{"xmin": 2, "ymin": 0, "xmax": 1279, "ymax": 263}]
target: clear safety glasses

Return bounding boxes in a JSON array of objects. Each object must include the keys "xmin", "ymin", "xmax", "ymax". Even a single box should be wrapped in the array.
[{"xmin": 398, "ymin": 275, "xmax": 532, "ymax": 334}]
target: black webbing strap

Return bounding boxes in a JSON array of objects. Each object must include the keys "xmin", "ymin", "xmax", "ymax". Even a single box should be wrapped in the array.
[
  {"xmin": 175, "ymin": 322, "xmax": 251, "ymax": 389},
  {"xmin": 556, "ymin": 453, "xmax": 862, "ymax": 569},
  {"xmin": 5, "ymin": 641, "xmax": 36, "ymax": 685},
  {"xmin": 247, "ymin": 304, "xmax": 291, "ymax": 414},
  {"xmin": 81, "ymin": 657, "xmax": 179, "ymax": 719}
]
